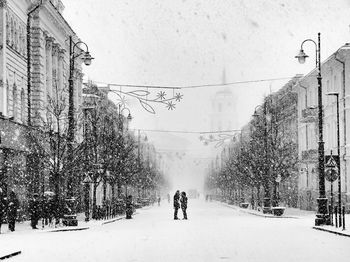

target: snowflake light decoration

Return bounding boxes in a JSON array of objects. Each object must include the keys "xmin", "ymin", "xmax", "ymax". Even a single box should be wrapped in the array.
[
  {"xmin": 175, "ymin": 93, "xmax": 183, "ymax": 102},
  {"xmin": 107, "ymin": 85, "xmax": 183, "ymax": 114},
  {"xmin": 157, "ymin": 91, "xmax": 166, "ymax": 100},
  {"xmin": 166, "ymin": 101, "xmax": 176, "ymax": 110},
  {"xmin": 199, "ymin": 131, "xmax": 241, "ymax": 148}
]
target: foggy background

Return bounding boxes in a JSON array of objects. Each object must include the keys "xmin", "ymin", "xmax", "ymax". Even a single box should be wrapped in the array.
[{"xmin": 64, "ymin": 0, "xmax": 350, "ymax": 191}]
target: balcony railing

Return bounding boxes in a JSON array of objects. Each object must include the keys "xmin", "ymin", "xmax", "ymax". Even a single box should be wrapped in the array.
[
  {"xmin": 301, "ymin": 149, "xmax": 318, "ymax": 161},
  {"xmin": 300, "ymin": 108, "xmax": 317, "ymax": 123}
]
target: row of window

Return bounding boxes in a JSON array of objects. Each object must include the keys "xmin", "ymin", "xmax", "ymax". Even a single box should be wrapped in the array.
[
  {"xmin": 6, "ymin": 80, "xmax": 26, "ymax": 124},
  {"xmin": 6, "ymin": 10, "xmax": 27, "ymax": 56},
  {"xmin": 300, "ymin": 72, "xmax": 343, "ymax": 110}
]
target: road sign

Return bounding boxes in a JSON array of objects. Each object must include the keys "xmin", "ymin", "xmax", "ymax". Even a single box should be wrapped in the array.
[
  {"xmin": 325, "ymin": 155, "xmax": 339, "ymax": 168},
  {"xmin": 325, "ymin": 154, "xmax": 339, "ymax": 182},
  {"xmin": 325, "ymin": 167, "xmax": 339, "ymax": 182}
]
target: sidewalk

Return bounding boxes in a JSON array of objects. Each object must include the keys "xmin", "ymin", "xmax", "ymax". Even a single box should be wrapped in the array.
[
  {"xmin": 313, "ymin": 215, "xmax": 350, "ymax": 237},
  {"xmin": 313, "ymin": 225, "xmax": 350, "ymax": 237},
  {"xmin": 0, "ymin": 210, "xmax": 142, "ymax": 260},
  {"xmin": 220, "ymin": 202, "xmax": 305, "ymax": 219},
  {"xmin": 0, "ymin": 213, "xmax": 126, "ymax": 236},
  {"xmin": 220, "ymin": 201, "xmax": 350, "ymax": 237}
]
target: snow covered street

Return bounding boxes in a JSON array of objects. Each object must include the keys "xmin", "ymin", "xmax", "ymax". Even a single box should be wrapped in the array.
[{"xmin": 1, "ymin": 199, "xmax": 350, "ymax": 262}]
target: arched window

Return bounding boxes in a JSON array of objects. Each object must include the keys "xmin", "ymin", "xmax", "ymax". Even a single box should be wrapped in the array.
[
  {"xmin": 6, "ymin": 80, "xmax": 10, "ymax": 115},
  {"xmin": 10, "ymin": 17, "xmax": 14, "ymax": 46},
  {"xmin": 6, "ymin": 13, "xmax": 9, "ymax": 44},
  {"xmin": 22, "ymin": 27, "xmax": 26, "ymax": 55},
  {"xmin": 14, "ymin": 21, "xmax": 18, "ymax": 50},
  {"xmin": 19, "ymin": 27, "xmax": 23, "ymax": 54},
  {"xmin": 13, "ymin": 83, "xmax": 17, "ymax": 119},
  {"xmin": 21, "ymin": 88, "xmax": 25, "ymax": 123}
]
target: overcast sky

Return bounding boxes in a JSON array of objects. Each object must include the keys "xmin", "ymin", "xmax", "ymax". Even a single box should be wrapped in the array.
[{"xmin": 63, "ymin": 0, "xmax": 350, "ymax": 189}]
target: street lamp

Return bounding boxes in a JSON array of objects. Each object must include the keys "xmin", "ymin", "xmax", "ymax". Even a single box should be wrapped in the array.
[
  {"xmin": 83, "ymin": 173, "xmax": 92, "ymax": 222},
  {"xmin": 117, "ymin": 104, "xmax": 132, "ymax": 129},
  {"xmin": 67, "ymin": 36, "xmax": 94, "ymax": 197},
  {"xmin": 326, "ymin": 92, "xmax": 341, "ymax": 226},
  {"xmin": 296, "ymin": 33, "xmax": 329, "ymax": 226},
  {"xmin": 81, "ymin": 94, "xmax": 99, "ymax": 222}
]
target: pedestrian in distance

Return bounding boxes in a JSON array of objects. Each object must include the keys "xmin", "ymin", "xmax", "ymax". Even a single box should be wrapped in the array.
[
  {"xmin": 173, "ymin": 190, "xmax": 180, "ymax": 220},
  {"xmin": 7, "ymin": 190, "xmax": 19, "ymax": 232},
  {"xmin": 125, "ymin": 195, "xmax": 133, "ymax": 219},
  {"xmin": 0, "ymin": 187, "xmax": 7, "ymax": 234},
  {"xmin": 180, "ymin": 191, "xmax": 188, "ymax": 220},
  {"xmin": 29, "ymin": 193, "xmax": 41, "ymax": 229},
  {"xmin": 157, "ymin": 196, "xmax": 161, "ymax": 206},
  {"xmin": 42, "ymin": 193, "xmax": 55, "ymax": 227}
]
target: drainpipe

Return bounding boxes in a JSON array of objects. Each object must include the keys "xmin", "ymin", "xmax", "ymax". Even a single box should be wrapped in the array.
[
  {"xmin": 299, "ymin": 83, "xmax": 310, "ymax": 208},
  {"xmin": 27, "ymin": 1, "xmax": 43, "ymax": 126},
  {"xmin": 334, "ymin": 46, "xmax": 348, "ymax": 198}
]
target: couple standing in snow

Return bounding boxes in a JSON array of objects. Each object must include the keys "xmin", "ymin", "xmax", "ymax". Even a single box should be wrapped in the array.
[{"xmin": 173, "ymin": 190, "xmax": 188, "ymax": 220}]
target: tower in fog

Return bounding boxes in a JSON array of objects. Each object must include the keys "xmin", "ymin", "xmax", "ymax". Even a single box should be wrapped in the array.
[{"xmin": 210, "ymin": 69, "xmax": 238, "ymax": 131}]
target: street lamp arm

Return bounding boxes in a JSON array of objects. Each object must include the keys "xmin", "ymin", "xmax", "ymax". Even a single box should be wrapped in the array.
[
  {"xmin": 300, "ymin": 39, "xmax": 317, "ymax": 51},
  {"xmin": 254, "ymin": 105, "xmax": 262, "ymax": 112},
  {"xmin": 71, "ymin": 41, "xmax": 90, "ymax": 59}
]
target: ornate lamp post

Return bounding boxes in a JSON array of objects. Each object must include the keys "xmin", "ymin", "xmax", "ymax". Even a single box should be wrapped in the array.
[
  {"xmin": 117, "ymin": 104, "xmax": 132, "ymax": 132},
  {"xmin": 67, "ymin": 36, "xmax": 93, "ymax": 197},
  {"xmin": 83, "ymin": 173, "xmax": 92, "ymax": 222},
  {"xmin": 296, "ymin": 33, "xmax": 329, "ymax": 225}
]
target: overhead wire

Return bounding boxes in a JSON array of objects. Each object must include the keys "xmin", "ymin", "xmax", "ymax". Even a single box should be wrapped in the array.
[
  {"xmin": 88, "ymin": 76, "xmax": 296, "ymax": 90},
  {"xmin": 130, "ymin": 128, "xmax": 241, "ymax": 134}
]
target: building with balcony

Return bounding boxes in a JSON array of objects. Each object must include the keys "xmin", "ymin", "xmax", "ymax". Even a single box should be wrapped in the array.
[{"xmin": 295, "ymin": 44, "xmax": 350, "ymax": 210}]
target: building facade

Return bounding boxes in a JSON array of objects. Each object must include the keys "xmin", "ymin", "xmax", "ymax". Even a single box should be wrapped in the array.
[
  {"xmin": 295, "ymin": 46, "xmax": 350, "ymax": 211},
  {"xmin": 0, "ymin": 0, "xmax": 85, "ymax": 204}
]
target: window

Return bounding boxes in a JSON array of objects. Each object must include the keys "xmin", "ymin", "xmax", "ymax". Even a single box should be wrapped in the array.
[
  {"xmin": 326, "ymin": 80, "xmax": 330, "ymax": 92},
  {"xmin": 21, "ymin": 89, "xmax": 25, "ymax": 123},
  {"xmin": 334, "ymin": 75, "xmax": 338, "ymax": 92},
  {"xmin": 13, "ymin": 83, "xmax": 17, "ymax": 120},
  {"xmin": 6, "ymin": 80, "xmax": 10, "ymax": 115},
  {"xmin": 10, "ymin": 17, "xmax": 14, "ymax": 46},
  {"xmin": 14, "ymin": 21, "xmax": 18, "ymax": 50},
  {"xmin": 6, "ymin": 14, "xmax": 9, "ymax": 43}
]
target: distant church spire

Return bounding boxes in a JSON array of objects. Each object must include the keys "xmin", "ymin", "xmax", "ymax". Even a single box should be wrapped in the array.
[{"xmin": 222, "ymin": 68, "xmax": 227, "ymax": 85}]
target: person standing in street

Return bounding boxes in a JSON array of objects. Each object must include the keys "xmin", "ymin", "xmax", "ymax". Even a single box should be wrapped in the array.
[
  {"xmin": 0, "ymin": 188, "xmax": 7, "ymax": 234},
  {"xmin": 180, "ymin": 191, "xmax": 188, "ymax": 220},
  {"xmin": 173, "ymin": 190, "xmax": 180, "ymax": 220},
  {"xmin": 29, "ymin": 193, "xmax": 41, "ymax": 229},
  {"xmin": 125, "ymin": 195, "xmax": 133, "ymax": 219},
  {"xmin": 7, "ymin": 190, "xmax": 19, "ymax": 232}
]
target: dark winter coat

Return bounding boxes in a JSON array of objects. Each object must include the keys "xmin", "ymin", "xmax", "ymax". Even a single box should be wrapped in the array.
[
  {"xmin": 173, "ymin": 192, "xmax": 180, "ymax": 209},
  {"xmin": 29, "ymin": 198, "xmax": 41, "ymax": 219},
  {"xmin": 126, "ymin": 197, "xmax": 133, "ymax": 210},
  {"xmin": 7, "ymin": 192, "xmax": 19, "ymax": 221},
  {"xmin": 42, "ymin": 197, "xmax": 55, "ymax": 219},
  {"xmin": 180, "ymin": 195, "xmax": 188, "ymax": 209},
  {"xmin": 126, "ymin": 196, "xmax": 133, "ymax": 218}
]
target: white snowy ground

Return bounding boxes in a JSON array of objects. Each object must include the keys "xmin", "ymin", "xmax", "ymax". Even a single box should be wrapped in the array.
[{"xmin": 1, "ymin": 199, "xmax": 350, "ymax": 262}]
